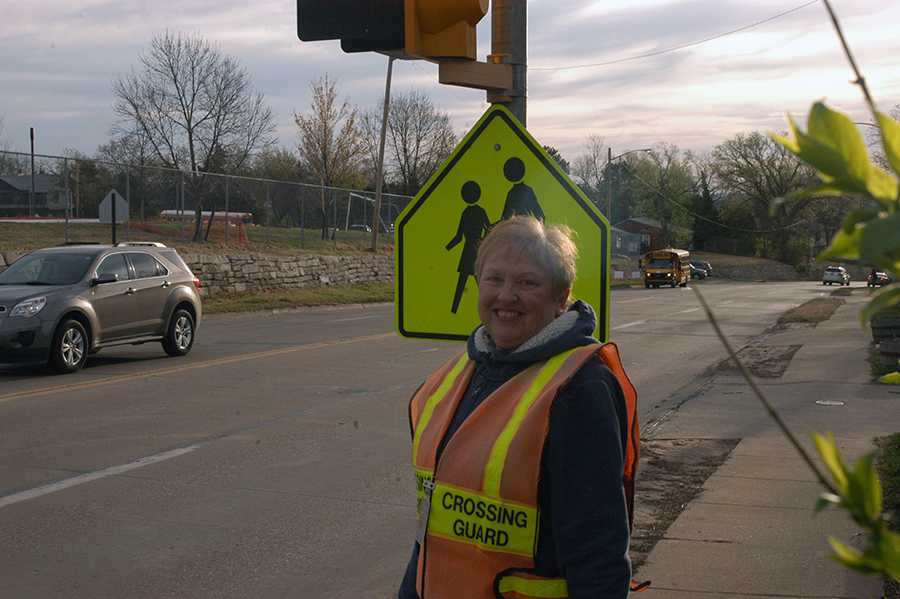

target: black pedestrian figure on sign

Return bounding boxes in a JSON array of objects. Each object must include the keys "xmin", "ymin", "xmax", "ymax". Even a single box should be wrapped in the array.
[
  {"xmin": 500, "ymin": 157, "xmax": 544, "ymax": 222},
  {"xmin": 447, "ymin": 181, "xmax": 491, "ymax": 314}
]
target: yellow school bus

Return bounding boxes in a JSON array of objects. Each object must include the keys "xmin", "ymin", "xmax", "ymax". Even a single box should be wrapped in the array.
[{"xmin": 641, "ymin": 249, "xmax": 691, "ymax": 288}]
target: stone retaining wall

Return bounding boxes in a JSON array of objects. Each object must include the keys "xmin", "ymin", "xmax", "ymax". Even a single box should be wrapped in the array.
[
  {"xmin": 182, "ymin": 252, "xmax": 393, "ymax": 296},
  {"xmin": 0, "ymin": 250, "xmax": 393, "ymax": 295},
  {"xmin": 713, "ymin": 262, "xmax": 799, "ymax": 281}
]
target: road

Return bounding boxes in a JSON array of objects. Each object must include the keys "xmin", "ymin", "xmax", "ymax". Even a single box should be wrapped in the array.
[{"xmin": 0, "ymin": 280, "xmax": 834, "ymax": 598}]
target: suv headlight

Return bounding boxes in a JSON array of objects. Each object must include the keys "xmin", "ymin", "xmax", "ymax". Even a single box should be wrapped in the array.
[{"xmin": 10, "ymin": 296, "xmax": 47, "ymax": 318}]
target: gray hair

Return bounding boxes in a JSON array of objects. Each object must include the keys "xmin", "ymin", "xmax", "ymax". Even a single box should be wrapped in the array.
[{"xmin": 475, "ymin": 216, "xmax": 578, "ymax": 299}]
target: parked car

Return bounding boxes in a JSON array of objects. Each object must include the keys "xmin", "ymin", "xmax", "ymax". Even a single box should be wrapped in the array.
[
  {"xmin": 349, "ymin": 224, "xmax": 372, "ymax": 233},
  {"xmin": 822, "ymin": 265, "xmax": 851, "ymax": 286},
  {"xmin": 867, "ymin": 270, "xmax": 892, "ymax": 288},
  {"xmin": 690, "ymin": 260, "xmax": 713, "ymax": 277},
  {"xmin": 0, "ymin": 242, "xmax": 202, "ymax": 373},
  {"xmin": 689, "ymin": 263, "xmax": 708, "ymax": 280}
]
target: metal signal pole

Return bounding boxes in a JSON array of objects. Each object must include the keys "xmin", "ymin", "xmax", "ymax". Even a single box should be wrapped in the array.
[{"xmin": 488, "ymin": 0, "xmax": 527, "ymax": 125}]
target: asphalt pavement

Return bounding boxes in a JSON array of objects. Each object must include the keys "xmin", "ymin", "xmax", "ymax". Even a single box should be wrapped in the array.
[{"xmin": 0, "ymin": 280, "xmax": 846, "ymax": 598}]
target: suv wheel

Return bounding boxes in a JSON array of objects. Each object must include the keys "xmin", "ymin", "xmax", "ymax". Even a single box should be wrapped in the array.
[
  {"xmin": 49, "ymin": 319, "xmax": 89, "ymax": 374},
  {"xmin": 163, "ymin": 308, "xmax": 195, "ymax": 357}
]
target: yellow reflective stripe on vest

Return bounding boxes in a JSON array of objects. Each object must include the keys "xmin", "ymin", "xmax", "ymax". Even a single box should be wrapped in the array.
[
  {"xmin": 412, "ymin": 353, "xmax": 470, "ymax": 466},
  {"xmin": 482, "ymin": 348, "xmax": 579, "ymax": 497},
  {"xmin": 498, "ymin": 575, "xmax": 568, "ymax": 598},
  {"xmin": 427, "ymin": 481, "xmax": 537, "ymax": 557}
]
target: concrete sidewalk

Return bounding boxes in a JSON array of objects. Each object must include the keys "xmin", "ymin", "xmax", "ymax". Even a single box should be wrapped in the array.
[{"xmin": 636, "ymin": 292, "xmax": 900, "ymax": 598}]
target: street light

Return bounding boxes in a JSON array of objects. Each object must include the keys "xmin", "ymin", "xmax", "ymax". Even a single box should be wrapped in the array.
[{"xmin": 606, "ymin": 147, "xmax": 651, "ymax": 223}]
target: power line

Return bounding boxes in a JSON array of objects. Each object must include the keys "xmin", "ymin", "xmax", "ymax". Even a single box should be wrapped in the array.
[
  {"xmin": 531, "ymin": 0, "xmax": 821, "ymax": 72},
  {"xmin": 624, "ymin": 166, "xmax": 812, "ymax": 234}
]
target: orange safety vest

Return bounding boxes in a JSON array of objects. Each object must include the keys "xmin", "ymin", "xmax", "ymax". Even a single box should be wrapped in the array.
[{"xmin": 409, "ymin": 342, "xmax": 640, "ymax": 599}]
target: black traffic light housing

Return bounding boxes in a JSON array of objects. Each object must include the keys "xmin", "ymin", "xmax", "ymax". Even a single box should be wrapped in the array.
[
  {"xmin": 297, "ymin": 0, "xmax": 405, "ymax": 54},
  {"xmin": 298, "ymin": 0, "xmax": 486, "ymax": 60}
]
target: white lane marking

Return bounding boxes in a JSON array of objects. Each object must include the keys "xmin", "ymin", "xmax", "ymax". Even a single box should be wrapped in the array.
[
  {"xmin": 717, "ymin": 300, "xmax": 734, "ymax": 306},
  {"xmin": 330, "ymin": 315, "xmax": 378, "ymax": 323},
  {"xmin": 420, "ymin": 348, "xmax": 440, "ymax": 353},
  {"xmin": 616, "ymin": 297, "xmax": 654, "ymax": 305},
  {"xmin": 676, "ymin": 308, "xmax": 701, "ymax": 314},
  {"xmin": 612, "ymin": 320, "xmax": 647, "ymax": 331},
  {"xmin": 0, "ymin": 445, "xmax": 200, "ymax": 510}
]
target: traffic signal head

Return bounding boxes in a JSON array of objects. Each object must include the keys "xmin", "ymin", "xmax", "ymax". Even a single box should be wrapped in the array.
[
  {"xmin": 405, "ymin": 0, "xmax": 487, "ymax": 60},
  {"xmin": 297, "ymin": 0, "xmax": 487, "ymax": 60}
]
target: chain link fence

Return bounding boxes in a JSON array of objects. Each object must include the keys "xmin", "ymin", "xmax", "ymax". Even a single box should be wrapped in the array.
[{"xmin": 0, "ymin": 150, "xmax": 412, "ymax": 252}]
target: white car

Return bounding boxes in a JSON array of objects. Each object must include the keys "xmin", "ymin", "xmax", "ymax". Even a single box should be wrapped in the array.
[{"xmin": 822, "ymin": 265, "xmax": 850, "ymax": 286}]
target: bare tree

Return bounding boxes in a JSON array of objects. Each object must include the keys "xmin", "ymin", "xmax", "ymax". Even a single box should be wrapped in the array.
[
  {"xmin": 0, "ymin": 115, "xmax": 25, "ymax": 175},
  {"xmin": 382, "ymin": 90, "xmax": 455, "ymax": 195},
  {"xmin": 294, "ymin": 75, "xmax": 364, "ymax": 239},
  {"xmin": 572, "ymin": 135, "xmax": 607, "ymax": 206},
  {"xmin": 711, "ymin": 132, "xmax": 817, "ymax": 260},
  {"xmin": 113, "ymin": 31, "xmax": 276, "ymax": 240}
]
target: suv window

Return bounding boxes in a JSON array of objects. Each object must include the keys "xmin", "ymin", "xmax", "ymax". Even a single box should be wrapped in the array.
[
  {"xmin": 96, "ymin": 254, "xmax": 131, "ymax": 282},
  {"xmin": 128, "ymin": 252, "xmax": 166, "ymax": 278},
  {"xmin": 0, "ymin": 252, "xmax": 96, "ymax": 285}
]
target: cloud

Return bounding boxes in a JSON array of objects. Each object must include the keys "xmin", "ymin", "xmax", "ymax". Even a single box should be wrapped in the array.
[{"xmin": 2, "ymin": 0, "xmax": 899, "ymax": 168}]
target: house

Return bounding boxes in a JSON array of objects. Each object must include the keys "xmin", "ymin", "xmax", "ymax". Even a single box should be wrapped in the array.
[
  {"xmin": 0, "ymin": 174, "xmax": 67, "ymax": 215},
  {"xmin": 618, "ymin": 216, "xmax": 692, "ymax": 253},
  {"xmin": 611, "ymin": 226, "xmax": 642, "ymax": 256}
]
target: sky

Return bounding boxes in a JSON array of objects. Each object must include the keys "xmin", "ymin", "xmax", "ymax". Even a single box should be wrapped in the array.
[{"xmin": 2, "ymin": 0, "xmax": 899, "ymax": 164}]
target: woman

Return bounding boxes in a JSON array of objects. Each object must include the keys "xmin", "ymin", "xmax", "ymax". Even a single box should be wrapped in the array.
[{"xmin": 399, "ymin": 216, "xmax": 638, "ymax": 599}]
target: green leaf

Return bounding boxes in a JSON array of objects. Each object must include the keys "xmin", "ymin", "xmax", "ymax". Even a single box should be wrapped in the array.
[
  {"xmin": 859, "ymin": 211, "xmax": 900, "ymax": 263},
  {"xmin": 841, "ymin": 208, "xmax": 879, "ymax": 235},
  {"xmin": 819, "ymin": 227, "xmax": 863, "ymax": 261},
  {"xmin": 808, "ymin": 102, "xmax": 872, "ymax": 187},
  {"xmin": 849, "ymin": 453, "xmax": 882, "ymax": 523},
  {"xmin": 876, "ymin": 111, "xmax": 900, "ymax": 178},
  {"xmin": 813, "ymin": 433, "xmax": 849, "ymax": 493},
  {"xmin": 860, "ymin": 284, "xmax": 900, "ymax": 323},
  {"xmin": 865, "ymin": 166, "xmax": 900, "ymax": 204},
  {"xmin": 880, "ymin": 372, "xmax": 900, "ymax": 385},
  {"xmin": 828, "ymin": 537, "xmax": 883, "ymax": 573},
  {"xmin": 880, "ymin": 529, "xmax": 900, "ymax": 581},
  {"xmin": 787, "ymin": 184, "xmax": 849, "ymax": 202}
]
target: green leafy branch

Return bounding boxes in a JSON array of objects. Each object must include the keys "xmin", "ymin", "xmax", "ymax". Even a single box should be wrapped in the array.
[{"xmin": 700, "ymin": 0, "xmax": 900, "ymax": 581}]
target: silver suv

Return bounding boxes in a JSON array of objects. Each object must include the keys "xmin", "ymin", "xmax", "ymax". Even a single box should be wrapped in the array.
[
  {"xmin": 0, "ymin": 242, "xmax": 201, "ymax": 373},
  {"xmin": 822, "ymin": 265, "xmax": 850, "ymax": 286}
]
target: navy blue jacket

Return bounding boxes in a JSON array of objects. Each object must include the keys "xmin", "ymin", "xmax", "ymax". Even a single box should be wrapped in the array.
[{"xmin": 399, "ymin": 301, "xmax": 631, "ymax": 598}]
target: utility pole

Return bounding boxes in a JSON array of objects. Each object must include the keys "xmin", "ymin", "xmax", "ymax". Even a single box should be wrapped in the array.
[
  {"xmin": 370, "ymin": 56, "xmax": 395, "ymax": 252},
  {"xmin": 488, "ymin": 0, "xmax": 527, "ymax": 124},
  {"xmin": 29, "ymin": 128, "xmax": 35, "ymax": 217},
  {"xmin": 607, "ymin": 146, "xmax": 613, "ymax": 220}
]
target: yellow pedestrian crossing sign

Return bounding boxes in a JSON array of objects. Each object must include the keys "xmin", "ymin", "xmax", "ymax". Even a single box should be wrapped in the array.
[{"xmin": 395, "ymin": 105, "xmax": 610, "ymax": 342}]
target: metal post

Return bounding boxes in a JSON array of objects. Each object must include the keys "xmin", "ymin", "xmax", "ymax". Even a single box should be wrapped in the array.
[
  {"xmin": 29, "ymin": 128, "xmax": 35, "ymax": 217},
  {"xmin": 125, "ymin": 170, "xmax": 131, "ymax": 241},
  {"xmin": 111, "ymin": 191, "xmax": 117, "ymax": 245},
  {"xmin": 370, "ymin": 56, "xmax": 395, "ymax": 252},
  {"xmin": 266, "ymin": 182, "xmax": 271, "ymax": 244},
  {"xmin": 345, "ymin": 192, "xmax": 352, "ymax": 232},
  {"xmin": 299, "ymin": 193, "xmax": 305, "ymax": 249},
  {"xmin": 224, "ymin": 179, "xmax": 230, "ymax": 244},
  {"xmin": 64, "ymin": 158, "xmax": 70, "ymax": 244},
  {"xmin": 607, "ymin": 147, "xmax": 613, "ymax": 220},
  {"xmin": 489, "ymin": 0, "xmax": 527, "ymax": 124}
]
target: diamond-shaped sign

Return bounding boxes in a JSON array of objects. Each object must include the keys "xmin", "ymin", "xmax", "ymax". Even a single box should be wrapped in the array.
[{"xmin": 395, "ymin": 105, "xmax": 610, "ymax": 342}]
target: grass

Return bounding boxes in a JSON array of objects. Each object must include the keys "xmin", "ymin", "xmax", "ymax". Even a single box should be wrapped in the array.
[
  {"xmin": 691, "ymin": 251, "xmax": 791, "ymax": 268},
  {"xmin": 777, "ymin": 297, "xmax": 845, "ymax": 326},
  {"xmin": 203, "ymin": 281, "xmax": 393, "ymax": 314},
  {"xmin": 870, "ymin": 345, "xmax": 900, "ymax": 379},
  {"xmin": 0, "ymin": 221, "xmax": 393, "ymax": 256}
]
